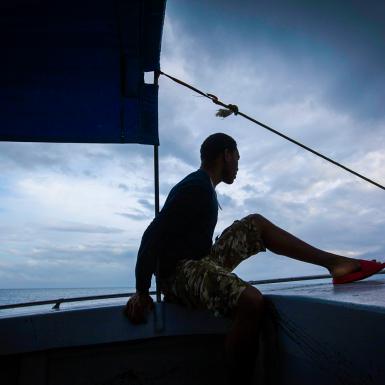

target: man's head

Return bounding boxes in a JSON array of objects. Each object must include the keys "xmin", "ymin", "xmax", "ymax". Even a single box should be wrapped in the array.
[{"xmin": 200, "ymin": 133, "xmax": 239, "ymax": 184}]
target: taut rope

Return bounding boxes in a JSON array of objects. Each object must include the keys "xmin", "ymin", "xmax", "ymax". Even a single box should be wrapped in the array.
[{"xmin": 159, "ymin": 70, "xmax": 384, "ymax": 192}]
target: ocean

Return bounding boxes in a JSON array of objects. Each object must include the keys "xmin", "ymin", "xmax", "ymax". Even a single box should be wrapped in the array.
[{"xmin": 0, "ymin": 287, "xmax": 149, "ymax": 317}]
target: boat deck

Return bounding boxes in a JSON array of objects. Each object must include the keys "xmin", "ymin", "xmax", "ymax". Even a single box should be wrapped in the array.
[{"xmin": 260, "ymin": 273, "xmax": 385, "ymax": 310}]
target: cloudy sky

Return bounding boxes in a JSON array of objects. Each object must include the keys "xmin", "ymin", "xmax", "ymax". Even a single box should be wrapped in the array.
[{"xmin": 1, "ymin": 0, "xmax": 384, "ymax": 289}]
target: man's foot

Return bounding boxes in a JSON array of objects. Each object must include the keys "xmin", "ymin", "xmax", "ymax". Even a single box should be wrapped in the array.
[
  {"xmin": 328, "ymin": 257, "xmax": 364, "ymax": 278},
  {"xmin": 331, "ymin": 258, "xmax": 385, "ymax": 284}
]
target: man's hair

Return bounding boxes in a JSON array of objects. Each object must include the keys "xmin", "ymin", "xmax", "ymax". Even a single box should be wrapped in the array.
[{"xmin": 200, "ymin": 133, "xmax": 237, "ymax": 164}]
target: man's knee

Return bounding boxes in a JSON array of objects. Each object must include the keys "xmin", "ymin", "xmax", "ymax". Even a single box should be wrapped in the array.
[
  {"xmin": 246, "ymin": 213, "xmax": 266, "ymax": 226},
  {"xmin": 235, "ymin": 286, "xmax": 264, "ymax": 319},
  {"xmin": 245, "ymin": 213, "xmax": 275, "ymax": 236}
]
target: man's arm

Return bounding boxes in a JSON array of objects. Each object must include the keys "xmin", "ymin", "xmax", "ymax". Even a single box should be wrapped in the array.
[
  {"xmin": 135, "ymin": 248, "xmax": 156, "ymax": 294},
  {"xmin": 125, "ymin": 240, "xmax": 156, "ymax": 324}
]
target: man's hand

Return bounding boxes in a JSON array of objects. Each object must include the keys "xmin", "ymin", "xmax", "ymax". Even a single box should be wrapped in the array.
[{"xmin": 124, "ymin": 292, "xmax": 154, "ymax": 324}]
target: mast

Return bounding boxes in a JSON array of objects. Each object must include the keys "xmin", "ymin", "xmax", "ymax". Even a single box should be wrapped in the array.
[{"xmin": 154, "ymin": 71, "xmax": 161, "ymax": 303}]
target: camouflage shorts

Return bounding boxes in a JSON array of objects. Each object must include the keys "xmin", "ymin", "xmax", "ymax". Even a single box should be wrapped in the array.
[{"xmin": 159, "ymin": 214, "xmax": 266, "ymax": 318}]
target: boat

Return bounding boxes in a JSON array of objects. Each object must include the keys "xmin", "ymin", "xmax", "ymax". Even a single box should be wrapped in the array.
[
  {"xmin": 1, "ymin": 1, "xmax": 385, "ymax": 384},
  {"xmin": 1, "ymin": 275, "xmax": 385, "ymax": 384}
]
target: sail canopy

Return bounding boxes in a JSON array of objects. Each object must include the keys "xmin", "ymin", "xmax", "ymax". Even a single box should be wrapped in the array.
[{"xmin": 0, "ymin": 0, "xmax": 166, "ymax": 144}]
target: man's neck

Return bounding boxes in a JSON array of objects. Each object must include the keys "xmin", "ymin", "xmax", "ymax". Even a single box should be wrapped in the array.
[{"xmin": 200, "ymin": 165, "xmax": 221, "ymax": 188}]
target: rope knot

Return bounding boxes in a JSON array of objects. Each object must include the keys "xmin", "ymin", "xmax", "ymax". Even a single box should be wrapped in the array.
[{"xmin": 228, "ymin": 104, "xmax": 239, "ymax": 115}]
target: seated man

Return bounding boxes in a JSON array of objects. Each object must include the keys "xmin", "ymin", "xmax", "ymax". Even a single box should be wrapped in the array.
[{"xmin": 125, "ymin": 133, "xmax": 384, "ymax": 384}]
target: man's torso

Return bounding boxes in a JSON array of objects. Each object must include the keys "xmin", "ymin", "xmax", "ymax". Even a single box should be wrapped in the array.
[{"xmin": 136, "ymin": 169, "xmax": 219, "ymax": 285}]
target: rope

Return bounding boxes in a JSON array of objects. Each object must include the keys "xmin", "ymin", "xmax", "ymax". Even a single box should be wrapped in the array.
[{"xmin": 159, "ymin": 70, "xmax": 385, "ymax": 192}]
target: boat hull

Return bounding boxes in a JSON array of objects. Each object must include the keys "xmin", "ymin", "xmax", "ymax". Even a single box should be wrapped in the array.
[{"xmin": 1, "ymin": 282, "xmax": 385, "ymax": 384}]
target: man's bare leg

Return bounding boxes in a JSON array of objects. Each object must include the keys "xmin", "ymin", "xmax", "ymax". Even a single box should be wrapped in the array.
[
  {"xmin": 225, "ymin": 286, "xmax": 264, "ymax": 385},
  {"xmin": 250, "ymin": 214, "xmax": 362, "ymax": 278}
]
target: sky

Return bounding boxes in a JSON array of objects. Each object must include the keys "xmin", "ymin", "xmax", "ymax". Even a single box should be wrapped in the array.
[{"xmin": 0, "ymin": 0, "xmax": 384, "ymax": 289}]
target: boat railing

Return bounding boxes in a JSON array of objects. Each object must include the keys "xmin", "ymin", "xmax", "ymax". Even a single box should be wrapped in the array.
[{"xmin": 1, "ymin": 271, "xmax": 384, "ymax": 311}]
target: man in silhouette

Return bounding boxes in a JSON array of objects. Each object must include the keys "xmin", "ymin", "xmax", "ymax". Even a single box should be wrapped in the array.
[{"xmin": 125, "ymin": 133, "xmax": 384, "ymax": 384}]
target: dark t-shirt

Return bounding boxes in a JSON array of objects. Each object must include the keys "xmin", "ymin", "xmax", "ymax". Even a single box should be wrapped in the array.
[{"xmin": 135, "ymin": 169, "xmax": 218, "ymax": 292}]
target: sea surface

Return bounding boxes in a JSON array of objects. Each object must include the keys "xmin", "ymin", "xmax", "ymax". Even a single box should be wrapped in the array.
[{"xmin": 0, "ymin": 287, "xmax": 153, "ymax": 317}]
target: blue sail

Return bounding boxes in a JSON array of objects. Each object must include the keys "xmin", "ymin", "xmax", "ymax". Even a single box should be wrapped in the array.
[{"xmin": 0, "ymin": 0, "xmax": 166, "ymax": 144}]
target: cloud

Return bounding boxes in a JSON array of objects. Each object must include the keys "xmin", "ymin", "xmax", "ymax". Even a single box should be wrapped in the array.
[
  {"xmin": 117, "ymin": 213, "xmax": 145, "ymax": 221},
  {"xmin": 137, "ymin": 198, "xmax": 155, "ymax": 212},
  {"xmin": 117, "ymin": 183, "xmax": 129, "ymax": 192},
  {"xmin": 0, "ymin": 241, "xmax": 139, "ymax": 288},
  {"xmin": 45, "ymin": 223, "xmax": 125, "ymax": 234},
  {"xmin": 165, "ymin": 0, "xmax": 385, "ymax": 124}
]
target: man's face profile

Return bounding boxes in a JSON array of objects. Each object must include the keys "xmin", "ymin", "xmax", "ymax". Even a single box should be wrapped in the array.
[{"xmin": 222, "ymin": 148, "xmax": 240, "ymax": 184}]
